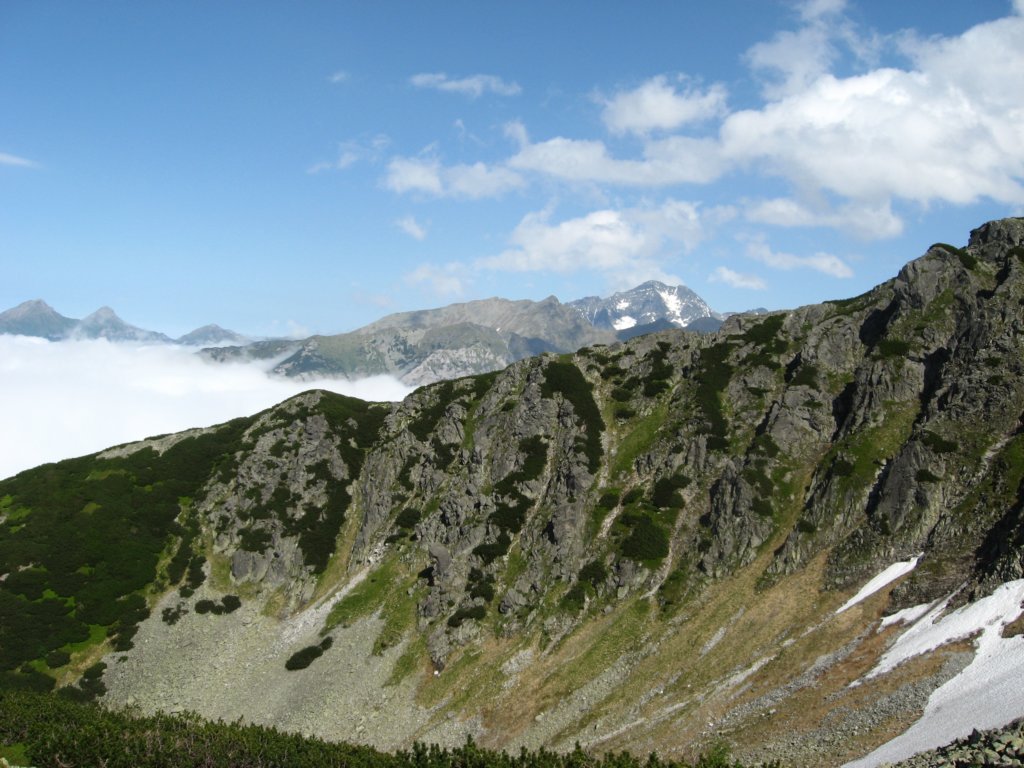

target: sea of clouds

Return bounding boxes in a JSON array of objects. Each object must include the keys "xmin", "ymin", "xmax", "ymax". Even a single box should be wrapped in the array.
[{"xmin": 0, "ymin": 335, "xmax": 413, "ymax": 481}]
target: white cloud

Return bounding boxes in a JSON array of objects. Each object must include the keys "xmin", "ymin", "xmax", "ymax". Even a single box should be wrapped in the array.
[
  {"xmin": 405, "ymin": 263, "xmax": 466, "ymax": 296},
  {"xmin": 478, "ymin": 200, "xmax": 729, "ymax": 280},
  {"xmin": 0, "ymin": 152, "xmax": 36, "ymax": 168},
  {"xmin": 500, "ymin": 5, "xmax": 1024, "ymax": 234},
  {"xmin": 709, "ymin": 266, "xmax": 766, "ymax": 290},
  {"xmin": 384, "ymin": 156, "xmax": 523, "ymax": 199},
  {"xmin": 0, "ymin": 336, "xmax": 412, "ymax": 481},
  {"xmin": 395, "ymin": 215, "xmax": 427, "ymax": 240},
  {"xmin": 509, "ymin": 135, "xmax": 724, "ymax": 186},
  {"xmin": 329, "ymin": 70, "xmax": 349, "ymax": 84},
  {"xmin": 410, "ymin": 72, "xmax": 521, "ymax": 98},
  {"xmin": 745, "ymin": 197, "xmax": 903, "ymax": 239},
  {"xmin": 504, "ymin": 120, "xmax": 529, "ymax": 148},
  {"xmin": 601, "ymin": 75, "xmax": 727, "ymax": 135},
  {"xmin": 727, "ymin": 8, "xmax": 1024, "ymax": 211},
  {"xmin": 798, "ymin": 0, "xmax": 846, "ymax": 22},
  {"xmin": 745, "ymin": 238, "xmax": 853, "ymax": 278},
  {"xmin": 307, "ymin": 135, "xmax": 389, "ymax": 174},
  {"xmin": 384, "ymin": 156, "xmax": 444, "ymax": 195}
]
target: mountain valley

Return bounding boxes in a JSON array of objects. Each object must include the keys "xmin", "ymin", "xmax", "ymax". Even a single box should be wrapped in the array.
[{"xmin": 3, "ymin": 220, "xmax": 1024, "ymax": 767}]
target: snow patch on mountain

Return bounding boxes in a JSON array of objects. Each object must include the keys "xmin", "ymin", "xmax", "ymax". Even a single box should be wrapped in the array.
[
  {"xmin": 845, "ymin": 579, "xmax": 1024, "ymax": 767},
  {"xmin": 835, "ymin": 555, "xmax": 921, "ymax": 615}
]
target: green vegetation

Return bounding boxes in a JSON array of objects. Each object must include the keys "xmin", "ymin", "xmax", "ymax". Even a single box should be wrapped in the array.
[
  {"xmin": 921, "ymin": 430, "xmax": 958, "ymax": 454},
  {"xmin": 615, "ymin": 506, "xmax": 672, "ymax": 566},
  {"xmin": 0, "ymin": 689, "xmax": 777, "ymax": 768},
  {"xmin": 284, "ymin": 636, "xmax": 333, "ymax": 671},
  {"xmin": 447, "ymin": 604, "xmax": 487, "ymax": 627},
  {"xmin": 0, "ymin": 415, "xmax": 253, "ymax": 686},
  {"xmin": 290, "ymin": 394, "xmax": 388, "ymax": 573},
  {"xmin": 611, "ymin": 404, "xmax": 668, "ymax": 478},
  {"xmin": 694, "ymin": 343, "xmax": 734, "ymax": 450},
  {"xmin": 541, "ymin": 360, "xmax": 605, "ymax": 472},
  {"xmin": 877, "ymin": 339, "xmax": 912, "ymax": 358},
  {"xmin": 409, "ymin": 381, "xmax": 457, "ymax": 441},
  {"xmin": 651, "ymin": 474, "xmax": 690, "ymax": 508},
  {"xmin": 395, "ymin": 507, "xmax": 422, "ymax": 530},
  {"xmin": 642, "ymin": 344, "xmax": 675, "ymax": 397}
]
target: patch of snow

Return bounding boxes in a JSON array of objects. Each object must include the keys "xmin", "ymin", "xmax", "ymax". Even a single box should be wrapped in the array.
[
  {"xmin": 615, "ymin": 300, "xmax": 631, "ymax": 311},
  {"xmin": 880, "ymin": 600, "xmax": 942, "ymax": 630},
  {"xmin": 844, "ymin": 579, "xmax": 1024, "ymax": 767},
  {"xmin": 613, "ymin": 315, "xmax": 637, "ymax": 331},
  {"xmin": 835, "ymin": 555, "xmax": 921, "ymax": 615},
  {"xmin": 657, "ymin": 289, "xmax": 683, "ymax": 323}
]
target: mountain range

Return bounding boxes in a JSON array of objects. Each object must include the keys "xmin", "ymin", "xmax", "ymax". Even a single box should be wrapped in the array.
[
  {"xmin": 3, "ymin": 219, "xmax": 1024, "ymax": 767},
  {"xmin": 0, "ymin": 281, "xmax": 721, "ymax": 388},
  {"xmin": 202, "ymin": 281, "xmax": 723, "ymax": 386},
  {"xmin": 0, "ymin": 299, "xmax": 250, "ymax": 346}
]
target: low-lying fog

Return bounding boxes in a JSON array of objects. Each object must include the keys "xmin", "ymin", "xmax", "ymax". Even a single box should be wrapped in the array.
[{"xmin": 0, "ymin": 336, "xmax": 413, "ymax": 481}]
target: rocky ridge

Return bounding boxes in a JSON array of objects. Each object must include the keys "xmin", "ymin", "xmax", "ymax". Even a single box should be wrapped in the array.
[
  {"xmin": 202, "ymin": 282, "xmax": 722, "ymax": 386},
  {"xmin": 5, "ymin": 219, "xmax": 1024, "ymax": 766}
]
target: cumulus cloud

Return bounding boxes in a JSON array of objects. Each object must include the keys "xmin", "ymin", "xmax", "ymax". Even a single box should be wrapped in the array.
[
  {"xmin": 709, "ymin": 266, "xmax": 766, "ymax": 290},
  {"xmin": 601, "ymin": 75, "xmax": 727, "ymax": 135},
  {"xmin": 726, "ymin": 8, "xmax": 1024, "ymax": 211},
  {"xmin": 509, "ymin": 135, "xmax": 724, "ymax": 186},
  {"xmin": 385, "ymin": 156, "xmax": 523, "ymax": 199},
  {"xmin": 395, "ymin": 215, "xmax": 427, "ymax": 240},
  {"xmin": 410, "ymin": 72, "xmax": 521, "ymax": 98},
  {"xmin": 478, "ymin": 200, "xmax": 730, "ymax": 280},
  {"xmin": 0, "ymin": 336, "xmax": 412, "ymax": 481},
  {"xmin": 497, "ymin": 6, "xmax": 1024, "ymax": 238},
  {"xmin": 745, "ymin": 238, "xmax": 853, "ymax": 278}
]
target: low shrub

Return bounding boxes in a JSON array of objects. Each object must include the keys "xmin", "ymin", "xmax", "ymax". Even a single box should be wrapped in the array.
[{"xmin": 447, "ymin": 605, "xmax": 486, "ymax": 628}]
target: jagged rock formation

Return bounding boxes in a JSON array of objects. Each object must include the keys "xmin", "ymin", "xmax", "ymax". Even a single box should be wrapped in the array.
[
  {"xmin": 569, "ymin": 280, "xmax": 719, "ymax": 332},
  {"xmin": 4, "ymin": 220, "xmax": 1024, "ymax": 766}
]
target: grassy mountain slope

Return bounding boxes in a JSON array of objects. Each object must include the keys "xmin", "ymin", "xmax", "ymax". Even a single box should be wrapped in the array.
[{"xmin": 3, "ymin": 219, "xmax": 1024, "ymax": 766}]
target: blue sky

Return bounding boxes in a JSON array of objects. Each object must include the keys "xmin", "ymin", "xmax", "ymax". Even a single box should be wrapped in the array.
[{"xmin": 2, "ymin": 0, "xmax": 1023, "ymax": 338}]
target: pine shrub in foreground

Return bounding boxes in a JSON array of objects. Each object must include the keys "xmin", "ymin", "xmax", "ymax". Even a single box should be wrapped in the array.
[{"xmin": 0, "ymin": 690, "xmax": 782, "ymax": 768}]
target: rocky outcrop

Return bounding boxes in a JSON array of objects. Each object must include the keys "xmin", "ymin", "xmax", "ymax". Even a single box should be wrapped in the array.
[{"xmin": 9, "ymin": 219, "xmax": 1024, "ymax": 767}]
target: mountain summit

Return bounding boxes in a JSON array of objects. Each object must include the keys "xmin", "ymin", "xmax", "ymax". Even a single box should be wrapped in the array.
[
  {"xmin": 205, "ymin": 282, "xmax": 722, "ymax": 386},
  {"xmin": 0, "ymin": 298, "xmax": 77, "ymax": 340},
  {"xmin": 73, "ymin": 306, "xmax": 173, "ymax": 343},
  {"xmin": 568, "ymin": 280, "xmax": 719, "ymax": 332}
]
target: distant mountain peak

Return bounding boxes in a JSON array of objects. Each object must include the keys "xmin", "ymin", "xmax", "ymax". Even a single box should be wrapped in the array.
[
  {"xmin": 0, "ymin": 299, "xmax": 77, "ymax": 340},
  {"xmin": 82, "ymin": 306, "xmax": 120, "ymax": 322},
  {"xmin": 568, "ymin": 280, "xmax": 719, "ymax": 334},
  {"xmin": 176, "ymin": 324, "xmax": 250, "ymax": 347}
]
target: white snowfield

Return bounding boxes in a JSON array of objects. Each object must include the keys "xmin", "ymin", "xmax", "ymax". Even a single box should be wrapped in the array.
[
  {"xmin": 613, "ymin": 315, "xmax": 637, "ymax": 331},
  {"xmin": 844, "ymin": 578, "xmax": 1024, "ymax": 767},
  {"xmin": 835, "ymin": 555, "xmax": 921, "ymax": 615},
  {"xmin": 657, "ymin": 289, "xmax": 683, "ymax": 324}
]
